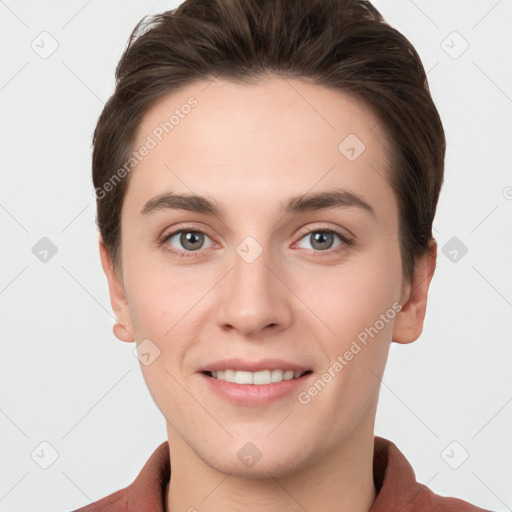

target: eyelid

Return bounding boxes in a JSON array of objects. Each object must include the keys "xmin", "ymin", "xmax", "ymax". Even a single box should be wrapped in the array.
[
  {"xmin": 159, "ymin": 222, "xmax": 215, "ymax": 243},
  {"xmin": 295, "ymin": 223, "xmax": 353, "ymax": 242}
]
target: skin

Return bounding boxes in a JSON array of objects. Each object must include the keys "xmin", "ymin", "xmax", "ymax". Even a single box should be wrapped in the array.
[{"xmin": 99, "ymin": 76, "xmax": 437, "ymax": 512}]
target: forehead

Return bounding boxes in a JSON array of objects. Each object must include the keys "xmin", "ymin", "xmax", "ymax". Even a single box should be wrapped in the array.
[{"xmin": 126, "ymin": 76, "xmax": 397, "ymax": 223}]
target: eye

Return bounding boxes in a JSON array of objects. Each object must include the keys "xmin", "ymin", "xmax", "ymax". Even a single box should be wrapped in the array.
[
  {"xmin": 160, "ymin": 226, "xmax": 352, "ymax": 259},
  {"xmin": 295, "ymin": 228, "xmax": 351, "ymax": 253},
  {"xmin": 161, "ymin": 229, "xmax": 215, "ymax": 257}
]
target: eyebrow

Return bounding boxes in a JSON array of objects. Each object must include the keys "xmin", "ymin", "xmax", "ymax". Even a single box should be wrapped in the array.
[{"xmin": 140, "ymin": 188, "xmax": 376, "ymax": 219}]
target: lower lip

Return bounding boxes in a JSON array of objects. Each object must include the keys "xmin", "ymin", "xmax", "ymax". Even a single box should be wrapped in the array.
[{"xmin": 199, "ymin": 372, "xmax": 313, "ymax": 406}]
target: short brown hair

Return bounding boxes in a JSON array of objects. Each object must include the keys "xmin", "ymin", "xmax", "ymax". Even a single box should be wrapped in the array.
[{"xmin": 92, "ymin": 0, "xmax": 445, "ymax": 285}]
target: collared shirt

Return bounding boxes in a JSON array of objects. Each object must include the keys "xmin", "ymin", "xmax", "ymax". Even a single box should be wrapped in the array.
[{"xmin": 70, "ymin": 436, "xmax": 492, "ymax": 511}]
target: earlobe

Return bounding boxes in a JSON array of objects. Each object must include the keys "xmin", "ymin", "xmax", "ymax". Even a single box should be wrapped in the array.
[
  {"xmin": 98, "ymin": 233, "xmax": 135, "ymax": 343},
  {"xmin": 392, "ymin": 240, "xmax": 437, "ymax": 345},
  {"xmin": 113, "ymin": 322, "xmax": 135, "ymax": 343}
]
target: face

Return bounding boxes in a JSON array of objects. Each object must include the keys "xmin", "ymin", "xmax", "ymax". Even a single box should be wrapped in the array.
[{"xmin": 100, "ymin": 76, "xmax": 434, "ymax": 477}]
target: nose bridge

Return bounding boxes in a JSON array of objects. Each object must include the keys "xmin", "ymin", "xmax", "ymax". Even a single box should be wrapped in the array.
[{"xmin": 217, "ymin": 235, "xmax": 289, "ymax": 333}]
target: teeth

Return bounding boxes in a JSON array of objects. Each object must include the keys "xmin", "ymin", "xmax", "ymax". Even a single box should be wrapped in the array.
[{"xmin": 209, "ymin": 369, "xmax": 306, "ymax": 385}]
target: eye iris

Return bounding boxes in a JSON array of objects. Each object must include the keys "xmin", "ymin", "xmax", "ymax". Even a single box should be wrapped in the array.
[
  {"xmin": 311, "ymin": 231, "xmax": 334, "ymax": 250},
  {"xmin": 181, "ymin": 231, "xmax": 203, "ymax": 251}
]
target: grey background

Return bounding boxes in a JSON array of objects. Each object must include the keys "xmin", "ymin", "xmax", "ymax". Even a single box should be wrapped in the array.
[{"xmin": 1, "ymin": 0, "xmax": 511, "ymax": 511}]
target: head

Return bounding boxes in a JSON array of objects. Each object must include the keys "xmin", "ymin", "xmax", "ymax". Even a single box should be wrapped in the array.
[{"xmin": 94, "ymin": 0, "xmax": 443, "ymax": 477}]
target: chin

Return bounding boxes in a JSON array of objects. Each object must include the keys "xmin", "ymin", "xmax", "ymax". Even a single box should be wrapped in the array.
[
  {"xmin": 208, "ymin": 454, "xmax": 309, "ymax": 480},
  {"xmin": 197, "ymin": 437, "xmax": 314, "ymax": 479}
]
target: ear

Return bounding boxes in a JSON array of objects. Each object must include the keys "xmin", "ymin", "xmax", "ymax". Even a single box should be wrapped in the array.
[
  {"xmin": 392, "ymin": 239, "xmax": 437, "ymax": 344},
  {"xmin": 98, "ymin": 233, "xmax": 135, "ymax": 343}
]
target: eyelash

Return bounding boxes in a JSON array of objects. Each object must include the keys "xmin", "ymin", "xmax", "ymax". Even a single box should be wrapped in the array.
[{"xmin": 159, "ymin": 225, "xmax": 353, "ymax": 259}]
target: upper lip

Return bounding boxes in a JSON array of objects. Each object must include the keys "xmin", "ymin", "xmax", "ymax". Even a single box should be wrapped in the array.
[{"xmin": 198, "ymin": 358, "xmax": 311, "ymax": 373}]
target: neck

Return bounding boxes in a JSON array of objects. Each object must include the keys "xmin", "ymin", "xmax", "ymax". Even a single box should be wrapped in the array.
[{"xmin": 165, "ymin": 408, "xmax": 378, "ymax": 512}]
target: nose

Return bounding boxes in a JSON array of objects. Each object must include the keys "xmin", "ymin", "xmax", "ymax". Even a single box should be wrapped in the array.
[{"xmin": 216, "ymin": 242, "xmax": 293, "ymax": 337}]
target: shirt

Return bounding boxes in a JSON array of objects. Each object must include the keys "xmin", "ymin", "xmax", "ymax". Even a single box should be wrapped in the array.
[{"xmin": 70, "ymin": 436, "xmax": 492, "ymax": 511}]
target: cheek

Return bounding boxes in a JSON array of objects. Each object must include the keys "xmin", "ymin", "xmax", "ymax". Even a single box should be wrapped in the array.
[
  {"xmin": 123, "ymin": 252, "xmax": 192, "ymax": 334},
  {"xmin": 124, "ymin": 263, "xmax": 213, "ymax": 372},
  {"xmin": 293, "ymin": 250, "xmax": 401, "ymax": 339}
]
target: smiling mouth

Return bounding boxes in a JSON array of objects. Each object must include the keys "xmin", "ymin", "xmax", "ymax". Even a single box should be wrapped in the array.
[{"xmin": 202, "ymin": 369, "xmax": 313, "ymax": 385}]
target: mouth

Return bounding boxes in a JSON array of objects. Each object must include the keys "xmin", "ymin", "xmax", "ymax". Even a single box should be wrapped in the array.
[
  {"xmin": 202, "ymin": 369, "xmax": 313, "ymax": 385},
  {"xmin": 198, "ymin": 360, "xmax": 314, "ymax": 406}
]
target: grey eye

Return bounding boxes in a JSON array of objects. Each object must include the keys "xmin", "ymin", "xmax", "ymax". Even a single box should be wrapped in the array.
[
  {"xmin": 166, "ymin": 230, "xmax": 214, "ymax": 252},
  {"xmin": 296, "ymin": 230, "xmax": 345, "ymax": 251}
]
